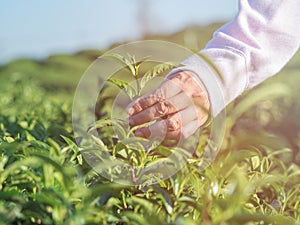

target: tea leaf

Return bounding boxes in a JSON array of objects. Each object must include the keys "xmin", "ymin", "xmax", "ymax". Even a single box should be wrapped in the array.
[
  {"xmin": 140, "ymin": 62, "xmax": 177, "ymax": 90},
  {"xmin": 107, "ymin": 77, "xmax": 137, "ymax": 100}
]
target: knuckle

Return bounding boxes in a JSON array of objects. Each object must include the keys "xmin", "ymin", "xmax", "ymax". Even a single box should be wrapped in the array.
[
  {"xmin": 132, "ymin": 102, "xmax": 143, "ymax": 113},
  {"xmin": 167, "ymin": 117, "xmax": 181, "ymax": 131},
  {"xmin": 138, "ymin": 96, "xmax": 149, "ymax": 107},
  {"xmin": 153, "ymin": 87, "xmax": 166, "ymax": 99},
  {"xmin": 134, "ymin": 95, "xmax": 153, "ymax": 112},
  {"xmin": 155, "ymin": 101, "xmax": 168, "ymax": 116}
]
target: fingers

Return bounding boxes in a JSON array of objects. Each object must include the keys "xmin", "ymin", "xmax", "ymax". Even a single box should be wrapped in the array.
[
  {"xmin": 159, "ymin": 120, "xmax": 200, "ymax": 147},
  {"xmin": 134, "ymin": 115, "xmax": 181, "ymax": 140},
  {"xmin": 126, "ymin": 94, "xmax": 161, "ymax": 116},
  {"xmin": 126, "ymin": 70, "xmax": 210, "ymax": 142},
  {"xmin": 128, "ymin": 91, "xmax": 191, "ymax": 127},
  {"xmin": 134, "ymin": 106, "xmax": 200, "ymax": 141},
  {"xmin": 126, "ymin": 78, "xmax": 183, "ymax": 116},
  {"xmin": 182, "ymin": 119, "xmax": 201, "ymax": 138},
  {"xmin": 128, "ymin": 100, "xmax": 171, "ymax": 127}
]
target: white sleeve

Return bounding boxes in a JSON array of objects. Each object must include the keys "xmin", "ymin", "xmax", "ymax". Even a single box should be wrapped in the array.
[{"xmin": 169, "ymin": 0, "xmax": 300, "ymax": 116}]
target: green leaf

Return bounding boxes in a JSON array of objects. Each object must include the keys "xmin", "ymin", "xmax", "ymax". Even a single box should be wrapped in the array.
[
  {"xmin": 88, "ymin": 118, "xmax": 127, "ymax": 139},
  {"xmin": 102, "ymin": 53, "xmax": 136, "ymax": 76},
  {"xmin": 152, "ymin": 184, "xmax": 173, "ymax": 214},
  {"xmin": 29, "ymin": 140, "xmax": 50, "ymax": 151},
  {"xmin": 140, "ymin": 62, "xmax": 177, "ymax": 90},
  {"xmin": 228, "ymin": 211, "xmax": 296, "ymax": 225},
  {"xmin": 176, "ymin": 196, "xmax": 202, "ymax": 211},
  {"xmin": 107, "ymin": 77, "xmax": 137, "ymax": 100},
  {"xmin": 122, "ymin": 211, "xmax": 152, "ymax": 225}
]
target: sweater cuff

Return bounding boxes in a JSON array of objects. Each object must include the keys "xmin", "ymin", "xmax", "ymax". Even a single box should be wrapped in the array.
[{"xmin": 166, "ymin": 54, "xmax": 226, "ymax": 117}]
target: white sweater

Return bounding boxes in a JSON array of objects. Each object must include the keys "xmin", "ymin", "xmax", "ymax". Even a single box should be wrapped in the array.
[{"xmin": 170, "ymin": 0, "xmax": 300, "ymax": 116}]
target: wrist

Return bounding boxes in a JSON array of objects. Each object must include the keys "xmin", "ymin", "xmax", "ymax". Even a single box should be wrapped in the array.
[{"xmin": 168, "ymin": 70, "xmax": 211, "ymax": 127}]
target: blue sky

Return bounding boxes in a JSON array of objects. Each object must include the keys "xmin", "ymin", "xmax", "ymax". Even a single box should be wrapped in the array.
[{"xmin": 0, "ymin": 0, "xmax": 238, "ymax": 64}]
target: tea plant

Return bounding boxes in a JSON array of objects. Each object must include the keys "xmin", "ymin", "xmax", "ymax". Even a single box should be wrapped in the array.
[
  {"xmin": 86, "ymin": 54, "xmax": 300, "ymax": 224},
  {"xmin": 0, "ymin": 53, "xmax": 300, "ymax": 225}
]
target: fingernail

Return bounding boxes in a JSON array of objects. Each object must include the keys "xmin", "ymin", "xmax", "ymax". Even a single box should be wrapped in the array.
[{"xmin": 127, "ymin": 107, "xmax": 134, "ymax": 115}]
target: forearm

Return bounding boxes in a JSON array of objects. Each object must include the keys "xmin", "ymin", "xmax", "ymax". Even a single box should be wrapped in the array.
[{"xmin": 170, "ymin": 0, "xmax": 300, "ymax": 116}]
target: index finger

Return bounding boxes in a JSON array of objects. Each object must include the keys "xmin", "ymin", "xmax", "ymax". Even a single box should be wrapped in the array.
[{"xmin": 126, "ymin": 79, "xmax": 183, "ymax": 116}]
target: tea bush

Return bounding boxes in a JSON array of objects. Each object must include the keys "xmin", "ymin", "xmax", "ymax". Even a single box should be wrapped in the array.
[{"xmin": 1, "ymin": 26, "xmax": 300, "ymax": 224}]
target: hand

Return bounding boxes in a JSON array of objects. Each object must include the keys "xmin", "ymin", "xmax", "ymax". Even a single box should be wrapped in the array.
[{"xmin": 126, "ymin": 70, "xmax": 210, "ymax": 143}]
